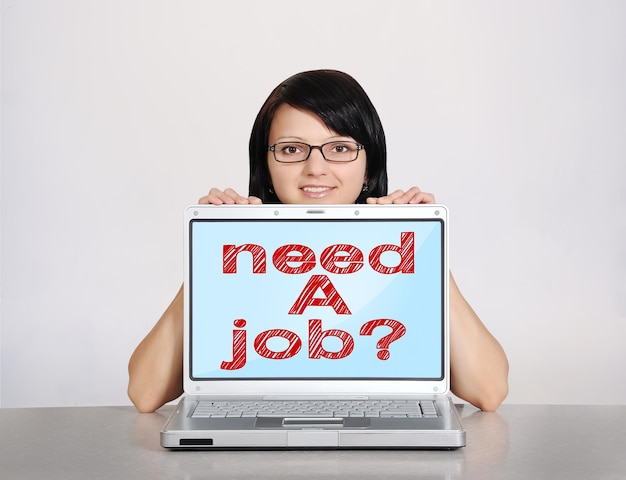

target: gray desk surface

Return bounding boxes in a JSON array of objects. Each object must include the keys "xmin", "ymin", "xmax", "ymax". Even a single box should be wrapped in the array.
[{"xmin": 1, "ymin": 404, "xmax": 624, "ymax": 479}]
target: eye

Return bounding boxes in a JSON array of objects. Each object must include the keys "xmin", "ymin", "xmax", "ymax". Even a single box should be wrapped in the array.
[
  {"xmin": 329, "ymin": 142, "xmax": 356, "ymax": 154},
  {"xmin": 280, "ymin": 143, "xmax": 305, "ymax": 155}
]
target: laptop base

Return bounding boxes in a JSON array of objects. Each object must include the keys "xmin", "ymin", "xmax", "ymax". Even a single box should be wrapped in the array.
[{"xmin": 161, "ymin": 395, "xmax": 465, "ymax": 450}]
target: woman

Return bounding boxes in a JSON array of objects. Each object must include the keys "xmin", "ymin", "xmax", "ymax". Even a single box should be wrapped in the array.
[{"xmin": 128, "ymin": 70, "xmax": 508, "ymax": 413}]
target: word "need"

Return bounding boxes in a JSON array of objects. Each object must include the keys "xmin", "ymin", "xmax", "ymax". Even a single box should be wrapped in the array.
[{"xmin": 222, "ymin": 232, "xmax": 415, "ymax": 275}]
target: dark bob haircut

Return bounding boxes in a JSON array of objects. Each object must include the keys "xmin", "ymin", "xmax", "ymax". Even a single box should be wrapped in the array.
[{"xmin": 248, "ymin": 70, "xmax": 388, "ymax": 203}]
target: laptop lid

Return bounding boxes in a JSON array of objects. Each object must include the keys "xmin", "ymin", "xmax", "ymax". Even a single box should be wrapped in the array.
[{"xmin": 183, "ymin": 204, "xmax": 449, "ymax": 398}]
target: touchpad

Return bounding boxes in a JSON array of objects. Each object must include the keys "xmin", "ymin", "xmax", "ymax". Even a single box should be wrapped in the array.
[
  {"xmin": 255, "ymin": 417, "xmax": 370, "ymax": 428},
  {"xmin": 283, "ymin": 417, "xmax": 344, "ymax": 426}
]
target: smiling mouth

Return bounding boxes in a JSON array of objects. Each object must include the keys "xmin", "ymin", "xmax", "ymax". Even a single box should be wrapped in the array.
[{"xmin": 302, "ymin": 186, "xmax": 333, "ymax": 193}]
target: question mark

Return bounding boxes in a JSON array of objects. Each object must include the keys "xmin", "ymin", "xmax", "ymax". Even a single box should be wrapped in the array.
[{"xmin": 359, "ymin": 319, "xmax": 406, "ymax": 360}]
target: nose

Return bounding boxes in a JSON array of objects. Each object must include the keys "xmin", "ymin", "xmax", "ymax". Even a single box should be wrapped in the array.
[{"xmin": 302, "ymin": 147, "xmax": 329, "ymax": 175}]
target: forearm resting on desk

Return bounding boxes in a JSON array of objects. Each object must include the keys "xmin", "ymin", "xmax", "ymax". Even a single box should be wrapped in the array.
[
  {"xmin": 128, "ymin": 286, "xmax": 184, "ymax": 413},
  {"xmin": 448, "ymin": 274, "xmax": 509, "ymax": 411}
]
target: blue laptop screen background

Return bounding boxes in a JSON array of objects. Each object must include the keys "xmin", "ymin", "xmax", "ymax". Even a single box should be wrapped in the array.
[{"xmin": 190, "ymin": 219, "xmax": 444, "ymax": 380}]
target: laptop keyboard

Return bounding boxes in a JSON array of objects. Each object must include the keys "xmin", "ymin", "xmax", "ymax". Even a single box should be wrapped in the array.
[{"xmin": 192, "ymin": 399, "xmax": 439, "ymax": 419}]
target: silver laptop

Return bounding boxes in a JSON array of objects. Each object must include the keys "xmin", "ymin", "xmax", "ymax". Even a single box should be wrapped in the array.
[{"xmin": 161, "ymin": 204, "xmax": 465, "ymax": 449}]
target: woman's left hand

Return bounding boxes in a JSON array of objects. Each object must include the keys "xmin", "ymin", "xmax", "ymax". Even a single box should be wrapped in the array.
[{"xmin": 366, "ymin": 187, "xmax": 435, "ymax": 205}]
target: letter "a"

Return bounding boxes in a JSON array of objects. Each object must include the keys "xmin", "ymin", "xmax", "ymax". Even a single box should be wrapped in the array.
[{"xmin": 288, "ymin": 275, "xmax": 351, "ymax": 315}]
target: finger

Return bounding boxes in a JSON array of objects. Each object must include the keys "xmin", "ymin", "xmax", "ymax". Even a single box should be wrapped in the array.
[
  {"xmin": 372, "ymin": 189, "xmax": 407, "ymax": 205},
  {"xmin": 389, "ymin": 187, "xmax": 420, "ymax": 205},
  {"xmin": 247, "ymin": 196, "xmax": 263, "ymax": 205},
  {"xmin": 197, "ymin": 194, "xmax": 229, "ymax": 205},
  {"xmin": 222, "ymin": 188, "xmax": 250, "ymax": 204},
  {"xmin": 404, "ymin": 191, "xmax": 436, "ymax": 204},
  {"xmin": 198, "ymin": 188, "xmax": 235, "ymax": 205},
  {"xmin": 387, "ymin": 189, "xmax": 407, "ymax": 201},
  {"xmin": 367, "ymin": 190, "xmax": 401, "ymax": 205},
  {"xmin": 391, "ymin": 187, "xmax": 436, "ymax": 205}
]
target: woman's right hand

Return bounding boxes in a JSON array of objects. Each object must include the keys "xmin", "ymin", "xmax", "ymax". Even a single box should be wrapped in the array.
[{"xmin": 198, "ymin": 188, "xmax": 263, "ymax": 205}]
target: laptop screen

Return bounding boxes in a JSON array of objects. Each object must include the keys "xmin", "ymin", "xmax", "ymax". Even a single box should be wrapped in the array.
[{"xmin": 189, "ymin": 217, "xmax": 444, "ymax": 381}]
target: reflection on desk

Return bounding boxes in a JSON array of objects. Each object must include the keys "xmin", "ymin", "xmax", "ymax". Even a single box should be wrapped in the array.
[{"xmin": 1, "ymin": 404, "xmax": 625, "ymax": 479}]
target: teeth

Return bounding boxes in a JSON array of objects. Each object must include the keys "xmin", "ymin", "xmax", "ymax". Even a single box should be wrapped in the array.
[{"xmin": 303, "ymin": 187, "xmax": 330, "ymax": 193}]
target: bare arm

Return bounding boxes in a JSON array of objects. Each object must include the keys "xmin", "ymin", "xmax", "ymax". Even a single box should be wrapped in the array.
[
  {"xmin": 449, "ymin": 273, "xmax": 509, "ymax": 411},
  {"xmin": 128, "ymin": 286, "xmax": 184, "ymax": 412}
]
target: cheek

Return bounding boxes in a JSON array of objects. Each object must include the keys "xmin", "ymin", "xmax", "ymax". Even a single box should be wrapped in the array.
[
  {"xmin": 354, "ymin": 159, "xmax": 368, "ymax": 184},
  {"xmin": 352, "ymin": 153, "xmax": 368, "ymax": 182},
  {"xmin": 267, "ymin": 156, "xmax": 281, "ymax": 185},
  {"xmin": 338, "ymin": 164, "xmax": 368, "ymax": 199},
  {"xmin": 267, "ymin": 163, "xmax": 298, "ymax": 196}
]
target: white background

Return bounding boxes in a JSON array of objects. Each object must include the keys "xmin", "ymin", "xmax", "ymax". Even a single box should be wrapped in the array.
[{"xmin": 1, "ymin": 0, "xmax": 624, "ymax": 408}]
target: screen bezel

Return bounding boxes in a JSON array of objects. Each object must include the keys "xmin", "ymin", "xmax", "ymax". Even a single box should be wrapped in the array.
[{"xmin": 183, "ymin": 204, "xmax": 450, "ymax": 397}]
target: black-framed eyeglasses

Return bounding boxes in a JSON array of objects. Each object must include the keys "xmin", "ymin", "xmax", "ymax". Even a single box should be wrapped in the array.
[{"xmin": 268, "ymin": 141, "xmax": 365, "ymax": 163}]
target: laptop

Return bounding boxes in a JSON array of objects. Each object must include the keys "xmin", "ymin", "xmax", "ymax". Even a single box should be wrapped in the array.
[{"xmin": 161, "ymin": 203, "xmax": 465, "ymax": 449}]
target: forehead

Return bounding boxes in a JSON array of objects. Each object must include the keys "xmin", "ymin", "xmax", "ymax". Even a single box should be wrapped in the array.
[{"xmin": 268, "ymin": 104, "xmax": 340, "ymax": 142}]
